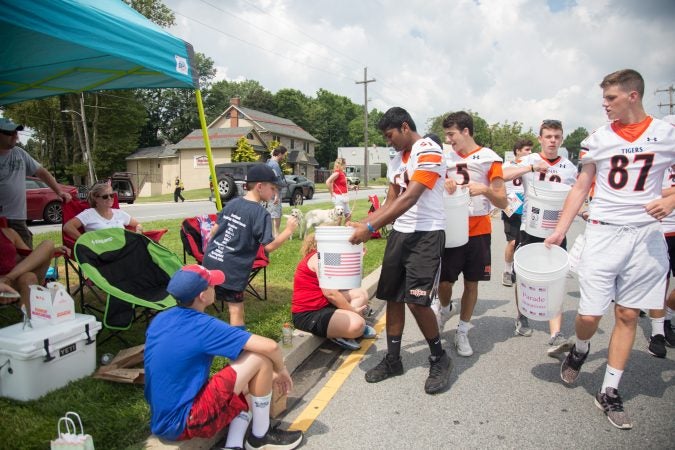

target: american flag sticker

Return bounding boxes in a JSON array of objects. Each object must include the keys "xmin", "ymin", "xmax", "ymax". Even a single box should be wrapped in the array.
[
  {"xmin": 320, "ymin": 252, "xmax": 362, "ymax": 277},
  {"xmin": 541, "ymin": 209, "xmax": 561, "ymax": 229}
]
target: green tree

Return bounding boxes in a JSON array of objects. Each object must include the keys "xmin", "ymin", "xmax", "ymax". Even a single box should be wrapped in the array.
[
  {"xmin": 232, "ymin": 136, "xmax": 260, "ymax": 162},
  {"xmin": 307, "ymin": 89, "xmax": 360, "ymax": 167},
  {"xmin": 207, "ymin": 80, "xmax": 276, "ymax": 118},
  {"xmin": 122, "ymin": 0, "xmax": 175, "ymax": 27},
  {"xmin": 274, "ymin": 89, "xmax": 311, "ymax": 130},
  {"xmin": 426, "ymin": 111, "xmax": 491, "ymax": 147},
  {"xmin": 563, "ymin": 127, "xmax": 589, "ymax": 162},
  {"xmin": 347, "ymin": 108, "xmax": 386, "ymax": 147}
]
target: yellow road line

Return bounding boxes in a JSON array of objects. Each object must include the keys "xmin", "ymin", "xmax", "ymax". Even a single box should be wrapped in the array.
[{"xmin": 289, "ymin": 314, "xmax": 386, "ymax": 432}]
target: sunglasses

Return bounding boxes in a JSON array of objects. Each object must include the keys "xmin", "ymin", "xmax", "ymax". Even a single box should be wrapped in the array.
[
  {"xmin": 541, "ymin": 119, "xmax": 562, "ymax": 127},
  {"xmin": 0, "ymin": 129, "xmax": 17, "ymax": 136},
  {"xmin": 96, "ymin": 194, "xmax": 114, "ymax": 200}
]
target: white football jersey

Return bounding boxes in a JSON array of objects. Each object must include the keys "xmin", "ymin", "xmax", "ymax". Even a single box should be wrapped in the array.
[
  {"xmin": 445, "ymin": 147, "xmax": 503, "ymax": 217},
  {"xmin": 503, "ymin": 159, "xmax": 525, "ymax": 197},
  {"xmin": 581, "ymin": 117, "xmax": 675, "ymax": 226},
  {"xmin": 387, "ymin": 137, "xmax": 446, "ymax": 233},
  {"xmin": 661, "ymin": 167, "xmax": 675, "ymax": 235},
  {"xmin": 516, "ymin": 152, "xmax": 577, "ymax": 229}
]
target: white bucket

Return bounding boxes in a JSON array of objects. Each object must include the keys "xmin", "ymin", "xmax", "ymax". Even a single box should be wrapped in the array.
[
  {"xmin": 444, "ymin": 187, "xmax": 469, "ymax": 248},
  {"xmin": 315, "ymin": 226, "xmax": 363, "ymax": 289},
  {"xmin": 514, "ymin": 243, "xmax": 569, "ymax": 321},
  {"xmin": 524, "ymin": 182, "xmax": 571, "ymax": 238}
]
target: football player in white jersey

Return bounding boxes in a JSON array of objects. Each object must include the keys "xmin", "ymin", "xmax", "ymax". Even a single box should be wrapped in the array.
[
  {"xmin": 501, "ymin": 139, "xmax": 533, "ymax": 287},
  {"xmin": 438, "ymin": 111, "xmax": 507, "ymax": 357},
  {"xmin": 544, "ymin": 69, "xmax": 675, "ymax": 430},
  {"xmin": 502, "ymin": 121, "xmax": 577, "ymax": 354},
  {"xmin": 349, "ymin": 107, "xmax": 452, "ymax": 395}
]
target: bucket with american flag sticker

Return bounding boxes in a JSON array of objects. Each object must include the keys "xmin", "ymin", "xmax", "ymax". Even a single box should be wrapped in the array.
[
  {"xmin": 315, "ymin": 226, "xmax": 363, "ymax": 289},
  {"xmin": 524, "ymin": 181, "xmax": 571, "ymax": 238}
]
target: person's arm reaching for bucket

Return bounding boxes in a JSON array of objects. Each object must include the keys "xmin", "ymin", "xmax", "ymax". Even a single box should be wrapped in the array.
[
  {"xmin": 349, "ymin": 180, "xmax": 429, "ymax": 245},
  {"xmin": 502, "ymin": 160, "xmax": 548, "ymax": 181},
  {"xmin": 544, "ymin": 163, "xmax": 596, "ymax": 248}
]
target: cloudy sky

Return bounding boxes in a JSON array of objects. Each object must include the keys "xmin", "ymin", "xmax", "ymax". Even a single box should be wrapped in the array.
[{"xmin": 164, "ymin": 0, "xmax": 675, "ymax": 135}]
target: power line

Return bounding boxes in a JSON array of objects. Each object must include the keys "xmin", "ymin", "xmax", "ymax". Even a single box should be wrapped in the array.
[
  {"xmin": 172, "ymin": 10, "xmax": 351, "ymax": 82},
  {"xmin": 238, "ymin": 0, "xmax": 365, "ymax": 68}
]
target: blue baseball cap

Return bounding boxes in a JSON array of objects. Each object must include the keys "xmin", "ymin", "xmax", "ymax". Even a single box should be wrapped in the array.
[
  {"xmin": 167, "ymin": 264, "xmax": 225, "ymax": 304},
  {"xmin": 0, "ymin": 118, "xmax": 24, "ymax": 132}
]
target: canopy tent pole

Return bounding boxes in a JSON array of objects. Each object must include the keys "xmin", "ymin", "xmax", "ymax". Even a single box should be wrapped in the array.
[{"xmin": 195, "ymin": 89, "xmax": 222, "ymax": 211}]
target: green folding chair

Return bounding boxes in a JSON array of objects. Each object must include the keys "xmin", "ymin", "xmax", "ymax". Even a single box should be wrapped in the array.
[{"xmin": 74, "ymin": 228, "xmax": 182, "ymax": 343}]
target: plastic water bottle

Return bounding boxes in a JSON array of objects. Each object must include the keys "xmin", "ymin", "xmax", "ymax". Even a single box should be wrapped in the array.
[{"xmin": 282, "ymin": 323, "xmax": 293, "ymax": 347}]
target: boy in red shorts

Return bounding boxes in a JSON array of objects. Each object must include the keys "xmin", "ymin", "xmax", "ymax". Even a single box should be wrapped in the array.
[{"xmin": 144, "ymin": 264, "xmax": 303, "ymax": 449}]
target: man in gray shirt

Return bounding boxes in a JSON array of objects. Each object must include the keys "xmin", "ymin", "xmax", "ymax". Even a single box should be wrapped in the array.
[{"xmin": 0, "ymin": 118, "xmax": 72, "ymax": 248}]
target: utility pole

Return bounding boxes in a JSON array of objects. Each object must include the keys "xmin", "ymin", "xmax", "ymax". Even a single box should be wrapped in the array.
[
  {"xmin": 656, "ymin": 85, "xmax": 674, "ymax": 115},
  {"xmin": 356, "ymin": 67, "xmax": 375, "ymax": 187}
]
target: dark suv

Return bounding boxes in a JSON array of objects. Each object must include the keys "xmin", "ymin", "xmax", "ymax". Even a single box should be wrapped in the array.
[
  {"xmin": 110, "ymin": 172, "xmax": 137, "ymax": 204},
  {"xmin": 215, "ymin": 162, "xmax": 308, "ymax": 205}
]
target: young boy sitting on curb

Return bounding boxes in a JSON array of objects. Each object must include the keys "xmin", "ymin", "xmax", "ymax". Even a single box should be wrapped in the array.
[
  {"xmin": 204, "ymin": 164, "xmax": 298, "ymax": 329},
  {"xmin": 144, "ymin": 264, "xmax": 303, "ymax": 450}
]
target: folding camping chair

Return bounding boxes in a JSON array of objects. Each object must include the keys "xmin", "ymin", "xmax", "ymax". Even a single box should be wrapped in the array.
[
  {"xmin": 367, "ymin": 194, "xmax": 391, "ymax": 238},
  {"xmin": 62, "ymin": 196, "xmax": 168, "ymax": 313},
  {"xmin": 180, "ymin": 215, "xmax": 269, "ymax": 304},
  {"xmin": 74, "ymin": 228, "xmax": 182, "ymax": 344}
]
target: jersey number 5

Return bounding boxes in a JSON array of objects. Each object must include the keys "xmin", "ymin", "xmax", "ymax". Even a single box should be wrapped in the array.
[
  {"xmin": 608, "ymin": 153, "xmax": 654, "ymax": 191},
  {"xmin": 455, "ymin": 163, "xmax": 470, "ymax": 185}
]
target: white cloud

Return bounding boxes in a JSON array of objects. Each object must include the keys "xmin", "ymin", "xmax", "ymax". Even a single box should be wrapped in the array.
[{"xmin": 165, "ymin": 0, "xmax": 675, "ymax": 135}]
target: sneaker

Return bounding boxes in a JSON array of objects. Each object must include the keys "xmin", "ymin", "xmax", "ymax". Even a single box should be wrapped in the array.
[
  {"xmin": 514, "ymin": 315, "xmax": 533, "ymax": 337},
  {"xmin": 664, "ymin": 320, "xmax": 675, "ymax": 347},
  {"xmin": 454, "ymin": 332, "xmax": 473, "ymax": 357},
  {"xmin": 560, "ymin": 344, "xmax": 589, "ymax": 385},
  {"xmin": 648, "ymin": 334, "xmax": 666, "ymax": 358},
  {"xmin": 431, "ymin": 299, "xmax": 456, "ymax": 332},
  {"xmin": 365, "ymin": 354, "xmax": 404, "ymax": 383},
  {"xmin": 245, "ymin": 425, "xmax": 303, "ymax": 450},
  {"xmin": 425, "ymin": 350, "xmax": 453, "ymax": 394},
  {"xmin": 330, "ymin": 337, "xmax": 361, "ymax": 350},
  {"xmin": 594, "ymin": 387, "xmax": 633, "ymax": 430},
  {"xmin": 362, "ymin": 325, "xmax": 377, "ymax": 339},
  {"xmin": 502, "ymin": 271, "xmax": 513, "ymax": 287},
  {"xmin": 547, "ymin": 332, "xmax": 573, "ymax": 357}
]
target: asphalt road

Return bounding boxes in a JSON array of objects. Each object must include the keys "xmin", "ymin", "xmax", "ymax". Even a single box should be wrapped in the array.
[
  {"xmin": 28, "ymin": 187, "xmax": 387, "ymax": 235},
  {"xmin": 282, "ymin": 217, "xmax": 675, "ymax": 449}
]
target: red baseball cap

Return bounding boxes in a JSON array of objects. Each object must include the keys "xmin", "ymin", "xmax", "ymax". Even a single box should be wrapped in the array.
[{"xmin": 167, "ymin": 264, "xmax": 225, "ymax": 303}]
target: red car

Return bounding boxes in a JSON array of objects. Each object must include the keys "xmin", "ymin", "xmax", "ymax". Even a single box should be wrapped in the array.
[{"xmin": 25, "ymin": 176, "xmax": 79, "ymax": 224}]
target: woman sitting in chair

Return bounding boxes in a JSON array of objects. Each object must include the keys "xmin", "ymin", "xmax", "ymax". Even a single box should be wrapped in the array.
[
  {"xmin": 291, "ymin": 233, "xmax": 375, "ymax": 350},
  {"xmin": 64, "ymin": 182, "xmax": 143, "ymax": 240},
  {"xmin": 0, "ymin": 225, "xmax": 67, "ymax": 312}
]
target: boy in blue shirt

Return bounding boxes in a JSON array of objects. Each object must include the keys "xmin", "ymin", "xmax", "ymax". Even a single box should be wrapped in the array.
[{"xmin": 144, "ymin": 264, "xmax": 303, "ymax": 449}]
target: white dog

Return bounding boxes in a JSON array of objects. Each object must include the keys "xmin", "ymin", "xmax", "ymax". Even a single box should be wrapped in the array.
[
  {"xmin": 283, "ymin": 208, "xmax": 304, "ymax": 240},
  {"xmin": 302, "ymin": 205, "xmax": 345, "ymax": 237}
]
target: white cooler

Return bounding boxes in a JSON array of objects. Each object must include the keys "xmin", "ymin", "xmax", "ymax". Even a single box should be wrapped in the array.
[{"xmin": 0, "ymin": 314, "xmax": 102, "ymax": 401}]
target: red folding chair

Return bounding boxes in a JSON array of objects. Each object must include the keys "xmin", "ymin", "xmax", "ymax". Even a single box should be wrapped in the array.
[
  {"xmin": 180, "ymin": 215, "xmax": 269, "ymax": 306},
  {"xmin": 62, "ymin": 195, "xmax": 168, "ymax": 313},
  {"xmin": 367, "ymin": 194, "xmax": 391, "ymax": 238}
]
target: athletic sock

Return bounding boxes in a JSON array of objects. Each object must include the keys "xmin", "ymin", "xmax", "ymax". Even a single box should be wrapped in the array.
[
  {"xmin": 250, "ymin": 393, "xmax": 272, "ymax": 438},
  {"xmin": 426, "ymin": 335, "xmax": 444, "ymax": 357},
  {"xmin": 504, "ymin": 261, "xmax": 513, "ymax": 272},
  {"xmin": 651, "ymin": 316, "xmax": 665, "ymax": 337},
  {"xmin": 601, "ymin": 364, "xmax": 623, "ymax": 392},
  {"xmin": 225, "ymin": 410, "xmax": 251, "ymax": 448},
  {"xmin": 666, "ymin": 307, "xmax": 673, "ymax": 321},
  {"xmin": 441, "ymin": 303, "xmax": 452, "ymax": 314},
  {"xmin": 457, "ymin": 320, "xmax": 470, "ymax": 335},
  {"xmin": 575, "ymin": 338, "xmax": 590, "ymax": 354},
  {"xmin": 387, "ymin": 334, "xmax": 402, "ymax": 359}
]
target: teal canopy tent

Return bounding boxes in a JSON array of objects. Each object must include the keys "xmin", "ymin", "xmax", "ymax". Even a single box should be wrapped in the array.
[{"xmin": 0, "ymin": 0, "xmax": 223, "ymax": 208}]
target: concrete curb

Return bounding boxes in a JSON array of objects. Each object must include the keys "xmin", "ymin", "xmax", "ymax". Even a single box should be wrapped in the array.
[{"xmin": 144, "ymin": 266, "xmax": 382, "ymax": 449}]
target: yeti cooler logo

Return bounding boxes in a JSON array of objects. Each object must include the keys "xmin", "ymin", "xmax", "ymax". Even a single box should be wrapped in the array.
[{"xmin": 59, "ymin": 343, "xmax": 76, "ymax": 357}]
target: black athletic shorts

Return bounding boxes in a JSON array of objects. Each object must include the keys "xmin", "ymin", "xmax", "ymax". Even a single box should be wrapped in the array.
[
  {"xmin": 376, "ymin": 229, "xmax": 444, "ymax": 306},
  {"xmin": 502, "ymin": 213, "xmax": 522, "ymax": 242},
  {"xmin": 441, "ymin": 234, "xmax": 491, "ymax": 283},
  {"xmin": 667, "ymin": 235, "xmax": 675, "ymax": 276},
  {"xmin": 516, "ymin": 230, "xmax": 567, "ymax": 251},
  {"xmin": 292, "ymin": 306, "xmax": 337, "ymax": 338},
  {"xmin": 215, "ymin": 286, "xmax": 245, "ymax": 303}
]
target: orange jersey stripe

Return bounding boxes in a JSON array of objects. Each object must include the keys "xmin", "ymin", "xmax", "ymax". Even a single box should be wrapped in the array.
[
  {"xmin": 417, "ymin": 153, "xmax": 444, "ymax": 164},
  {"xmin": 611, "ymin": 116, "xmax": 653, "ymax": 143},
  {"xmin": 411, "ymin": 170, "xmax": 440, "ymax": 189},
  {"xmin": 469, "ymin": 215, "xmax": 492, "ymax": 236},
  {"xmin": 487, "ymin": 161, "xmax": 503, "ymax": 181}
]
